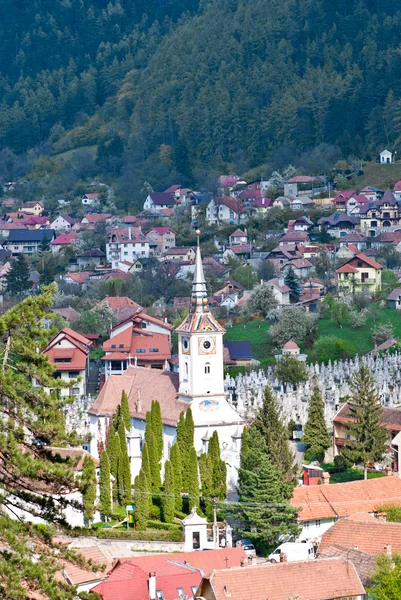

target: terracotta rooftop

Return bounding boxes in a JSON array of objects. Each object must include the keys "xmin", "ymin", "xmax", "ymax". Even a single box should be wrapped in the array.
[
  {"xmin": 88, "ymin": 366, "xmax": 184, "ymax": 425},
  {"xmin": 93, "ymin": 295, "xmax": 142, "ymax": 313},
  {"xmin": 291, "ymin": 476, "xmax": 401, "ymax": 521},
  {"xmin": 336, "ymin": 263, "xmax": 359, "ymax": 274},
  {"xmin": 334, "ymin": 402, "xmax": 401, "ymax": 431},
  {"xmin": 318, "ymin": 516, "xmax": 401, "ymax": 556},
  {"xmin": 318, "ymin": 544, "xmax": 376, "ymax": 586},
  {"xmin": 283, "ymin": 339, "xmax": 299, "ymax": 350},
  {"xmin": 200, "ymin": 558, "xmax": 365, "ymax": 600}
]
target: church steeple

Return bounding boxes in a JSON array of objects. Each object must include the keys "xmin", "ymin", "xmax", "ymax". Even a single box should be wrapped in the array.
[{"xmin": 176, "ymin": 231, "xmax": 224, "ymax": 334}]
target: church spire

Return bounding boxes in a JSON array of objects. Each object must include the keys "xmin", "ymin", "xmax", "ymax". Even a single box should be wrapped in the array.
[{"xmin": 191, "ymin": 230, "xmax": 209, "ymax": 313}]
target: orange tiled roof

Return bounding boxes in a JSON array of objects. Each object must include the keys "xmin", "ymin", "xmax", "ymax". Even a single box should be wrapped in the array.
[
  {"xmin": 318, "ymin": 516, "xmax": 401, "ymax": 555},
  {"xmin": 201, "ymin": 558, "xmax": 365, "ymax": 600},
  {"xmin": 291, "ymin": 476, "xmax": 401, "ymax": 521},
  {"xmin": 45, "ymin": 347, "xmax": 87, "ymax": 371}
]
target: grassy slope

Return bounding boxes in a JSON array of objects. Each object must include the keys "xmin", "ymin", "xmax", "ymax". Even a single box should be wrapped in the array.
[
  {"xmin": 316, "ymin": 306, "xmax": 401, "ymax": 356},
  {"xmin": 351, "ymin": 161, "xmax": 401, "ymax": 191},
  {"xmin": 224, "ymin": 319, "xmax": 271, "ymax": 362}
]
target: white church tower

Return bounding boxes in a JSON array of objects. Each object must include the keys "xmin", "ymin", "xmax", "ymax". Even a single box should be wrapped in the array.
[{"xmin": 176, "ymin": 232, "xmax": 244, "ymax": 490}]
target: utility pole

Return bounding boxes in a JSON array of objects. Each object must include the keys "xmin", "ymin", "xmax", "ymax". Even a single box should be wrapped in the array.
[{"xmin": 212, "ymin": 496, "xmax": 219, "ymax": 549}]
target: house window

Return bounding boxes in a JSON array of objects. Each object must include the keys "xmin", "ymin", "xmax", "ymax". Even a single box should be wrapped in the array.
[
  {"xmin": 315, "ymin": 519, "xmax": 321, "ymax": 527},
  {"xmin": 149, "ymin": 348, "xmax": 159, "ymax": 353},
  {"xmin": 361, "ymin": 272, "xmax": 369, "ymax": 282},
  {"xmin": 141, "ymin": 322, "xmax": 147, "ymax": 329},
  {"xmin": 156, "ymin": 592, "xmax": 164, "ymax": 600},
  {"xmin": 205, "ymin": 363, "xmax": 211, "ymax": 374},
  {"xmin": 136, "ymin": 349, "xmax": 146, "ymax": 353},
  {"xmin": 304, "ymin": 521, "xmax": 309, "ymax": 529},
  {"xmin": 177, "ymin": 589, "xmax": 185, "ymax": 599}
]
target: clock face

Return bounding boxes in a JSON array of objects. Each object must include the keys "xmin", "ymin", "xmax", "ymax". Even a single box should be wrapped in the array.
[
  {"xmin": 199, "ymin": 336, "xmax": 215, "ymax": 354},
  {"xmin": 182, "ymin": 337, "xmax": 190, "ymax": 354}
]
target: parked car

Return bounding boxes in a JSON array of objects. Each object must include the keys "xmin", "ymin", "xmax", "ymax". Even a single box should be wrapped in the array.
[
  {"xmin": 235, "ymin": 538, "xmax": 256, "ymax": 557},
  {"xmin": 268, "ymin": 542, "xmax": 315, "ymax": 563}
]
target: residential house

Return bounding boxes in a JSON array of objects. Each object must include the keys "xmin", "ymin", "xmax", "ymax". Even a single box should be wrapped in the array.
[
  {"xmin": 82, "ymin": 193, "xmax": 101, "ymax": 206},
  {"xmin": 206, "ymin": 197, "xmax": 246, "ymax": 225},
  {"xmin": 128, "ymin": 256, "xmax": 159, "ymax": 274},
  {"xmin": 42, "ymin": 327, "xmax": 92, "ymax": 397},
  {"xmin": 146, "ymin": 227, "xmax": 176, "ymax": 255},
  {"xmin": 162, "ymin": 246, "xmax": 196, "ymax": 262},
  {"xmin": 336, "ymin": 252, "xmax": 382, "ymax": 293},
  {"xmin": 56, "ymin": 545, "xmax": 111, "ymax": 594},
  {"xmin": 163, "ymin": 185, "xmax": 192, "ymax": 203},
  {"xmin": 266, "ymin": 277, "xmax": 290, "ymax": 305},
  {"xmin": 387, "ymin": 288, "xmax": 401, "ymax": 309},
  {"xmin": 51, "ymin": 232, "xmax": 79, "ymax": 254},
  {"xmin": 51, "ymin": 306, "xmax": 82, "ymax": 323},
  {"xmin": 291, "ymin": 476, "xmax": 401, "ymax": 542},
  {"xmin": 143, "ymin": 192, "xmax": 176, "ymax": 212},
  {"xmin": 224, "ymin": 340, "xmax": 254, "ymax": 367},
  {"xmin": 1, "ymin": 198, "xmax": 15, "ymax": 209},
  {"xmin": 19, "ymin": 201, "xmax": 44, "ymax": 216},
  {"xmin": 338, "ymin": 232, "xmax": 367, "ymax": 250},
  {"xmin": 317, "ymin": 213, "xmax": 360, "ymax": 238},
  {"xmin": 279, "ymin": 231, "xmax": 309, "ymax": 246},
  {"xmin": 106, "ymin": 227, "xmax": 156, "ymax": 269},
  {"xmin": 191, "ymin": 192, "xmax": 213, "ymax": 223},
  {"xmin": 237, "ymin": 188, "xmax": 265, "ymax": 204},
  {"xmin": 5, "ymin": 229, "xmax": 55, "ymax": 255},
  {"xmin": 284, "ymin": 258, "xmax": 313, "ymax": 279},
  {"xmin": 63, "ymin": 271, "xmax": 93, "ymax": 287},
  {"xmin": 214, "ymin": 279, "xmax": 244, "ymax": 299},
  {"xmin": 288, "ymin": 216, "xmax": 313, "ymax": 231},
  {"xmin": 333, "ymin": 403, "xmax": 401, "ymax": 472},
  {"xmin": 92, "ymin": 549, "xmax": 246, "ymax": 600},
  {"xmin": 360, "ymin": 186, "xmax": 383, "ymax": 201},
  {"xmin": 332, "ymin": 191, "xmax": 356, "ymax": 211},
  {"xmin": 76, "ymin": 248, "xmax": 106, "ymax": 268},
  {"xmin": 247, "ymin": 196, "xmax": 272, "ymax": 216},
  {"xmin": 23, "ymin": 216, "xmax": 50, "ymax": 229},
  {"xmin": 394, "ymin": 180, "xmax": 401, "ymax": 200},
  {"xmin": 120, "ymin": 215, "xmax": 138, "ymax": 225},
  {"xmin": 92, "ymin": 296, "xmax": 142, "ymax": 320},
  {"xmin": 0, "ymin": 221, "xmax": 26, "ymax": 239},
  {"xmin": 50, "ymin": 215, "xmax": 76, "ymax": 232},
  {"xmin": 81, "ymin": 213, "xmax": 113, "ymax": 226},
  {"xmin": 273, "ymin": 196, "xmax": 291, "ymax": 208},
  {"xmin": 290, "ymin": 196, "xmax": 314, "ymax": 210},
  {"xmin": 380, "ymin": 149, "xmax": 393, "ymax": 163},
  {"xmin": 318, "ymin": 514, "xmax": 401, "ymax": 558},
  {"xmin": 222, "ymin": 245, "xmax": 253, "ymax": 261},
  {"xmin": 229, "ymin": 229, "xmax": 248, "ymax": 246},
  {"xmin": 346, "ymin": 194, "xmax": 370, "ymax": 215},
  {"xmin": 359, "ymin": 188, "xmax": 399, "ymax": 236},
  {"xmin": 195, "ymin": 559, "xmax": 366, "ymax": 600},
  {"xmin": 318, "ymin": 544, "xmax": 376, "ymax": 588}
]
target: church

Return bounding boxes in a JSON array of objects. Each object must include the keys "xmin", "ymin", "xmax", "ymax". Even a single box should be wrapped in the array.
[{"xmin": 88, "ymin": 237, "xmax": 244, "ymax": 490}]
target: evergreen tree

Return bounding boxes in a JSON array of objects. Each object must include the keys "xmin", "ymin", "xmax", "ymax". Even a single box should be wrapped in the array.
[
  {"xmin": 151, "ymin": 400, "xmax": 163, "ymax": 462},
  {"xmin": 240, "ymin": 427, "xmax": 249, "ymax": 466},
  {"xmin": 148, "ymin": 431, "xmax": 161, "ymax": 491},
  {"xmin": 117, "ymin": 419, "xmax": 131, "ymax": 503},
  {"xmin": 81, "ymin": 455, "xmax": 97, "ymax": 523},
  {"xmin": 134, "ymin": 469, "xmax": 149, "ymax": 531},
  {"xmin": 284, "ymin": 267, "xmax": 301, "ymax": 303},
  {"xmin": 187, "ymin": 446, "xmax": 200, "ymax": 511},
  {"xmin": 253, "ymin": 385, "xmax": 295, "ymax": 482},
  {"xmin": 99, "ymin": 450, "xmax": 112, "ymax": 519},
  {"xmin": 235, "ymin": 427, "xmax": 299, "ymax": 546},
  {"xmin": 208, "ymin": 431, "xmax": 227, "ymax": 500},
  {"xmin": 120, "ymin": 390, "xmax": 131, "ymax": 431},
  {"xmin": 199, "ymin": 452, "xmax": 213, "ymax": 518},
  {"xmin": 303, "ymin": 377, "xmax": 332, "ymax": 457},
  {"xmin": 343, "ymin": 364, "xmax": 388, "ymax": 479},
  {"xmin": 141, "ymin": 440, "xmax": 151, "ymax": 490},
  {"xmin": 107, "ymin": 431, "xmax": 121, "ymax": 479},
  {"xmin": 162, "ymin": 460, "xmax": 175, "ymax": 523},
  {"xmin": 170, "ymin": 442, "xmax": 183, "ymax": 511},
  {"xmin": 5, "ymin": 253, "xmax": 31, "ymax": 296}
]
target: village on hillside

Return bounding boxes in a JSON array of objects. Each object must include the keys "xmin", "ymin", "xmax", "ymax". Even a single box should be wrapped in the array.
[{"xmin": 4, "ymin": 162, "xmax": 401, "ymax": 599}]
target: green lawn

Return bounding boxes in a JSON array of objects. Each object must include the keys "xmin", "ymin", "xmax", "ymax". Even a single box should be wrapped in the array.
[
  {"xmin": 316, "ymin": 304, "xmax": 401, "ymax": 357},
  {"xmin": 349, "ymin": 161, "xmax": 401, "ymax": 191},
  {"xmin": 328, "ymin": 468, "xmax": 385, "ymax": 484},
  {"xmin": 224, "ymin": 319, "xmax": 271, "ymax": 362}
]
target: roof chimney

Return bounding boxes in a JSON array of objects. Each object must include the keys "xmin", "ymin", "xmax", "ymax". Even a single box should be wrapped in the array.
[
  {"xmin": 354, "ymin": 545, "xmax": 358, "ymax": 550},
  {"xmin": 128, "ymin": 226, "xmax": 132, "ymax": 240},
  {"xmin": 148, "ymin": 571, "xmax": 156, "ymax": 600},
  {"xmin": 375, "ymin": 511, "xmax": 387, "ymax": 522}
]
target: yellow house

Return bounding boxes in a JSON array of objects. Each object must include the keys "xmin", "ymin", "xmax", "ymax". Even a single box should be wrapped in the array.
[
  {"xmin": 19, "ymin": 201, "xmax": 44, "ymax": 216},
  {"xmin": 336, "ymin": 252, "xmax": 382, "ymax": 293}
]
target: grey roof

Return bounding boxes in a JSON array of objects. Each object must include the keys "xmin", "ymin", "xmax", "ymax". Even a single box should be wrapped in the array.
[
  {"xmin": 7, "ymin": 229, "xmax": 55, "ymax": 243},
  {"xmin": 149, "ymin": 192, "xmax": 176, "ymax": 206},
  {"xmin": 318, "ymin": 213, "xmax": 360, "ymax": 226},
  {"xmin": 387, "ymin": 289, "xmax": 401, "ymax": 301},
  {"xmin": 77, "ymin": 248, "xmax": 106, "ymax": 258},
  {"xmin": 318, "ymin": 544, "xmax": 376, "ymax": 587}
]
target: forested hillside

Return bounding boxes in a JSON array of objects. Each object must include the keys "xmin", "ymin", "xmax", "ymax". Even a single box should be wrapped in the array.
[{"xmin": 2, "ymin": 0, "xmax": 401, "ymax": 206}]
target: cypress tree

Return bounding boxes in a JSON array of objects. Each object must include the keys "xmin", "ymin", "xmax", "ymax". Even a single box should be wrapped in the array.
[
  {"xmin": 240, "ymin": 427, "xmax": 249, "ymax": 466},
  {"xmin": 343, "ymin": 363, "xmax": 388, "ymax": 480},
  {"xmin": 141, "ymin": 441, "xmax": 151, "ymax": 488},
  {"xmin": 199, "ymin": 452, "xmax": 213, "ymax": 518},
  {"xmin": 187, "ymin": 446, "xmax": 200, "ymax": 511},
  {"xmin": 170, "ymin": 442, "xmax": 183, "ymax": 510},
  {"xmin": 81, "ymin": 455, "xmax": 97, "ymax": 523},
  {"xmin": 99, "ymin": 450, "xmax": 112, "ymax": 519},
  {"xmin": 185, "ymin": 408, "xmax": 195, "ymax": 449},
  {"xmin": 253, "ymin": 385, "xmax": 295, "ymax": 482},
  {"xmin": 146, "ymin": 409, "xmax": 153, "ymax": 439},
  {"xmin": 148, "ymin": 431, "xmax": 161, "ymax": 491},
  {"xmin": 303, "ymin": 377, "xmax": 332, "ymax": 455},
  {"xmin": 107, "ymin": 431, "xmax": 121, "ymax": 479},
  {"xmin": 208, "ymin": 431, "xmax": 227, "ymax": 500},
  {"xmin": 151, "ymin": 400, "xmax": 163, "ymax": 462},
  {"xmin": 120, "ymin": 391, "xmax": 131, "ymax": 431},
  {"xmin": 162, "ymin": 460, "xmax": 175, "ymax": 524},
  {"xmin": 235, "ymin": 426, "xmax": 299, "ymax": 546},
  {"xmin": 284, "ymin": 267, "xmax": 301, "ymax": 303},
  {"xmin": 134, "ymin": 469, "xmax": 149, "ymax": 531},
  {"xmin": 117, "ymin": 419, "xmax": 131, "ymax": 504},
  {"xmin": 177, "ymin": 411, "xmax": 188, "ymax": 488}
]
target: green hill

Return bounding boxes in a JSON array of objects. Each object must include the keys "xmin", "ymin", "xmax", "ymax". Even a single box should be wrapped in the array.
[{"xmin": 2, "ymin": 0, "xmax": 401, "ymax": 207}]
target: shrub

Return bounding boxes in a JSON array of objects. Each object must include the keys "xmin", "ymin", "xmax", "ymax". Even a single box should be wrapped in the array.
[
  {"xmin": 348, "ymin": 309, "xmax": 368, "ymax": 329},
  {"xmin": 333, "ymin": 454, "xmax": 353, "ymax": 472},
  {"xmin": 304, "ymin": 446, "xmax": 325, "ymax": 463},
  {"xmin": 371, "ymin": 323, "xmax": 394, "ymax": 347},
  {"xmin": 312, "ymin": 335, "xmax": 356, "ymax": 363}
]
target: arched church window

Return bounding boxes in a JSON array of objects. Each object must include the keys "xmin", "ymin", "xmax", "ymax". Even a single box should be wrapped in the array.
[
  {"xmin": 185, "ymin": 362, "xmax": 189, "ymax": 380},
  {"xmin": 205, "ymin": 363, "xmax": 211, "ymax": 374}
]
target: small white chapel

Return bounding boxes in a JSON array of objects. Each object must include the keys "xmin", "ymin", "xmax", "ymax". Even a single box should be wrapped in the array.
[{"xmin": 88, "ymin": 236, "xmax": 244, "ymax": 489}]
